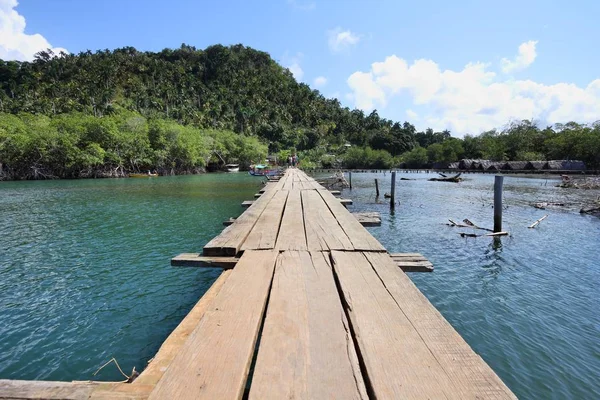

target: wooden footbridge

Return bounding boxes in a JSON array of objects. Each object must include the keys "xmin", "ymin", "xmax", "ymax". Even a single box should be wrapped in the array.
[{"xmin": 0, "ymin": 168, "xmax": 516, "ymax": 399}]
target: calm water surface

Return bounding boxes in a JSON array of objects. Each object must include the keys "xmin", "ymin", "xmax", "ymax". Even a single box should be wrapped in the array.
[{"xmin": 1, "ymin": 172, "xmax": 599, "ymax": 399}]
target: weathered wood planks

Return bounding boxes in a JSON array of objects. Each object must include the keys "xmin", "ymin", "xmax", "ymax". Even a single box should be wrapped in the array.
[
  {"xmin": 170, "ymin": 254, "xmax": 238, "ymax": 269},
  {"xmin": 249, "ymin": 251, "xmax": 367, "ymax": 399},
  {"xmin": 364, "ymin": 252, "xmax": 516, "ymax": 399},
  {"xmin": 352, "ymin": 211, "xmax": 381, "ymax": 226},
  {"xmin": 331, "ymin": 250, "xmax": 458, "ymax": 399},
  {"xmin": 302, "ymin": 190, "xmax": 353, "ymax": 251},
  {"xmin": 134, "ymin": 271, "xmax": 231, "ymax": 386},
  {"xmin": 203, "ymin": 189, "xmax": 277, "ymax": 256},
  {"xmin": 241, "ymin": 190, "xmax": 288, "ymax": 251},
  {"xmin": 149, "ymin": 250, "xmax": 278, "ymax": 400},
  {"xmin": 390, "ymin": 253, "xmax": 434, "ymax": 272},
  {"xmin": 0, "ymin": 380, "xmax": 97, "ymax": 400},
  {"xmin": 275, "ymin": 189, "xmax": 307, "ymax": 251},
  {"xmin": 319, "ymin": 190, "xmax": 385, "ymax": 252}
]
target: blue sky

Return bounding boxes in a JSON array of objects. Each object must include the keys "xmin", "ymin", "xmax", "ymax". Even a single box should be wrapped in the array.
[{"xmin": 1, "ymin": 0, "xmax": 599, "ymax": 135}]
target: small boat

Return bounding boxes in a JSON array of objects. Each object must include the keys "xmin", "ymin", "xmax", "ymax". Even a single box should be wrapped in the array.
[
  {"xmin": 225, "ymin": 164, "xmax": 240, "ymax": 172},
  {"xmin": 249, "ymin": 165, "xmax": 281, "ymax": 176},
  {"xmin": 129, "ymin": 172, "xmax": 158, "ymax": 178}
]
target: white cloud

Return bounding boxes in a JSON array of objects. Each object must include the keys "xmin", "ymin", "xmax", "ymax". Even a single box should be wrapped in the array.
[
  {"xmin": 287, "ymin": 0, "xmax": 316, "ymax": 11},
  {"xmin": 0, "ymin": 0, "xmax": 67, "ymax": 61},
  {"xmin": 328, "ymin": 27, "xmax": 360, "ymax": 52},
  {"xmin": 283, "ymin": 52, "xmax": 304, "ymax": 81},
  {"xmin": 313, "ymin": 76, "xmax": 327, "ymax": 87},
  {"xmin": 406, "ymin": 109, "xmax": 418, "ymax": 120},
  {"xmin": 501, "ymin": 40, "xmax": 538, "ymax": 73},
  {"xmin": 346, "ymin": 51, "xmax": 600, "ymax": 135}
]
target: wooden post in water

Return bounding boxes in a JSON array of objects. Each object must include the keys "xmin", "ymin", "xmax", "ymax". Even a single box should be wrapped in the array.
[
  {"xmin": 375, "ymin": 178, "xmax": 380, "ymax": 197},
  {"xmin": 390, "ymin": 171, "xmax": 396, "ymax": 210},
  {"xmin": 494, "ymin": 176, "xmax": 503, "ymax": 232},
  {"xmin": 349, "ymin": 171, "xmax": 352, "ymax": 189}
]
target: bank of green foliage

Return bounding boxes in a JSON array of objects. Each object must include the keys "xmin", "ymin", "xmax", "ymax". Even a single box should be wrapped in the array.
[
  {"xmin": 0, "ymin": 111, "xmax": 267, "ymax": 179},
  {"xmin": 0, "ymin": 45, "xmax": 598, "ymax": 177},
  {"xmin": 0, "ymin": 44, "xmax": 416, "ymax": 157},
  {"xmin": 404, "ymin": 121, "xmax": 600, "ymax": 169}
]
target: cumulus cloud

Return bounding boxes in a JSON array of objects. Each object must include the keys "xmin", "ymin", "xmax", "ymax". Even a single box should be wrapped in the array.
[
  {"xmin": 0, "ymin": 0, "xmax": 67, "ymax": 61},
  {"xmin": 328, "ymin": 27, "xmax": 360, "ymax": 52},
  {"xmin": 347, "ymin": 50, "xmax": 600, "ymax": 135},
  {"xmin": 501, "ymin": 40, "xmax": 538, "ymax": 73},
  {"xmin": 313, "ymin": 76, "xmax": 327, "ymax": 87}
]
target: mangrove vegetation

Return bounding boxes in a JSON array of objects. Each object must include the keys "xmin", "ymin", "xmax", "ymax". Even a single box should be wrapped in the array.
[{"xmin": 0, "ymin": 44, "xmax": 598, "ymax": 179}]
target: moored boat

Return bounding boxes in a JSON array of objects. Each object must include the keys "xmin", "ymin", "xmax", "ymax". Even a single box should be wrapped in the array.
[
  {"xmin": 225, "ymin": 164, "xmax": 240, "ymax": 172},
  {"xmin": 129, "ymin": 172, "xmax": 158, "ymax": 178}
]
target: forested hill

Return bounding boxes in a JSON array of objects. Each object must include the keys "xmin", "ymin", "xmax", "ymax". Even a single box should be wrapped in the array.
[
  {"xmin": 1, "ymin": 44, "xmax": 598, "ymax": 180},
  {"xmin": 0, "ymin": 44, "xmax": 415, "ymax": 153}
]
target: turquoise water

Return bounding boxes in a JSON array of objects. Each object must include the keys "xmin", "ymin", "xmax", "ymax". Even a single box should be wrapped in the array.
[
  {"xmin": 0, "ymin": 172, "xmax": 599, "ymax": 399},
  {"xmin": 334, "ymin": 171, "xmax": 600, "ymax": 399},
  {"xmin": 0, "ymin": 174, "xmax": 258, "ymax": 381}
]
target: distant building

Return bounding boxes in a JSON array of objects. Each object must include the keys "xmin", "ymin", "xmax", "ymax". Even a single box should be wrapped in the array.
[
  {"xmin": 525, "ymin": 161, "xmax": 546, "ymax": 170},
  {"xmin": 544, "ymin": 160, "xmax": 586, "ymax": 170},
  {"xmin": 502, "ymin": 161, "xmax": 528, "ymax": 170}
]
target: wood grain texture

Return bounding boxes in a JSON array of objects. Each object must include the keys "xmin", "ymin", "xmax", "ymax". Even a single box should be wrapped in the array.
[
  {"xmin": 134, "ymin": 270, "xmax": 231, "ymax": 386},
  {"xmin": 170, "ymin": 254, "xmax": 238, "ymax": 269},
  {"xmin": 241, "ymin": 190, "xmax": 288, "ymax": 250},
  {"xmin": 302, "ymin": 190, "xmax": 353, "ymax": 251},
  {"xmin": 364, "ymin": 252, "xmax": 516, "ymax": 399},
  {"xmin": 149, "ymin": 250, "xmax": 278, "ymax": 400},
  {"xmin": 319, "ymin": 190, "xmax": 385, "ymax": 251},
  {"xmin": 249, "ymin": 251, "xmax": 367, "ymax": 400},
  {"xmin": 0, "ymin": 380, "xmax": 96, "ymax": 400},
  {"xmin": 331, "ymin": 250, "xmax": 459, "ymax": 399},
  {"xmin": 203, "ymin": 189, "xmax": 277, "ymax": 256},
  {"xmin": 275, "ymin": 189, "xmax": 307, "ymax": 251}
]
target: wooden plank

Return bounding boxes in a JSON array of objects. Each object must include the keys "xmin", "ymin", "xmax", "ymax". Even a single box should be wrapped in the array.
[
  {"xmin": 329, "ymin": 190, "xmax": 341, "ymax": 195},
  {"xmin": 249, "ymin": 251, "xmax": 367, "ymax": 399},
  {"xmin": 395, "ymin": 260, "xmax": 434, "ymax": 272},
  {"xmin": 282, "ymin": 177, "xmax": 293, "ymax": 191},
  {"xmin": 363, "ymin": 252, "xmax": 516, "ymax": 399},
  {"xmin": 254, "ymin": 193, "xmax": 262, "ymax": 198},
  {"xmin": 352, "ymin": 211, "xmax": 381, "ymax": 226},
  {"xmin": 241, "ymin": 190, "xmax": 288, "ymax": 251},
  {"xmin": 331, "ymin": 251, "xmax": 458, "ymax": 399},
  {"xmin": 203, "ymin": 189, "xmax": 277, "ymax": 256},
  {"xmin": 241, "ymin": 200, "xmax": 254, "ymax": 208},
  {"xmin": 275, "ymin": 190, "xmax": 307, "ymax": 251},
  {"xmin": 223, "ymin": 218, "xmax": 236, "ymax": 226},
  {"xmin": 171, "ymin": 254, "xmax": 238, "ymax": 269},
  {"xmin": 301, "ymin": 190, "xmax": 353, "ymax": 251},
  {"xmin": 0, "ymin": 380, "xmax": 97, "ymax": 400},
  {"xmin": 149, "ymin": 250, "xmax": 278, "ymax": 400},
  {"xmin": 135, "ymin": 271, "xmax": 231, "ymax": 386},
  {"xmin": 319, "ymin": 191, "xmax": 385, "ymax": 251},
  {"xmin": 339, "ymin": 198, "xmax": 353, "ymax": 206},
  {"xmin": 389, "ymin": 252, "xmax": 424, "ymax": 258}
]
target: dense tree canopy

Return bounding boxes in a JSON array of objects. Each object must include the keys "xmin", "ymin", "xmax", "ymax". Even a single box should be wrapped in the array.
[
  {"xmin": 0, "ymin": 44, "xmax": 597, "ymax": 178},
  {"xmin": 0, "ymin": 44, "xmax": 417, "ymax": 155}
]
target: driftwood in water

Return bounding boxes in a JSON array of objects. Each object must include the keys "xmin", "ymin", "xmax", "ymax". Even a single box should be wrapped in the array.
[
  {"xmin": 528, "ymin": 214, "xmax": 548, "ymax": 228},
  {"xmin": 580, "ymin": 202, "xmax": 600, "ymax": 217},
  {"xmin": 557, "ymin": 175, "xmax": 600, "ymax": 189},
  {"xmin": 384, "ymin": 193, "xmax": 391, "ymax": 198},
  {"xmin": 429, "ymin": 173, "xmax": 462, "ymax": 182},
  {"xmin": 460, "ymin": 231, "xmax": 509, "ymax": 238},
  {"xmin": 447, "ymin": 219, "xmax": 493, "ymax": 232},
  {"xmin": 533, "ymin": 202, "xmax": 565, "ymax": 210},
  {"xmin": 400, "ymin": 177, "xmax": 415, "ymax": 181}
]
